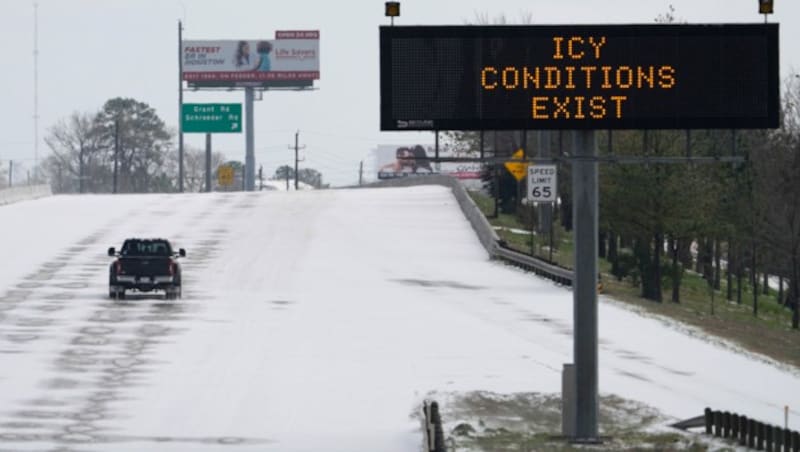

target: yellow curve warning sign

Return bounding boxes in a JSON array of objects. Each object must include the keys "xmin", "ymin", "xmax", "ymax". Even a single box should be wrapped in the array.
[{"xmin": 504, "ymin": 149, "xmax": 528, "ymax": 181}]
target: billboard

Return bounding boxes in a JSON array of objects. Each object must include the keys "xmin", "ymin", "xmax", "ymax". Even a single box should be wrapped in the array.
[
  {"xmin": 380, "ymin": 24, "xmax": 779, "ymax": 130},
  {"xmin": 183, "ymin": 30, "xmax": 319, "ymax": 88},
  {"xmin": 373, "ymin": 145, "xmax": 484, "ymax": 182}
]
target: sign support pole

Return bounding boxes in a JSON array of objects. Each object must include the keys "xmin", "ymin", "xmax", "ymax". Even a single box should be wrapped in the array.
[
  {"xmin": 572, "ymin": 129, "xmax": 599, "ymax": 441},
  {"xmin": 205, "ymin": 133, "xmax": 212, "ymax": 192},
  {"xmin": 245, "ymin": 87, "xmax": 256, "ymax": 191}
]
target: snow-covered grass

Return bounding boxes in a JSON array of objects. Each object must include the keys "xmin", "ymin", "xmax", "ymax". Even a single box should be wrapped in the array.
[{"xmin": 0, "ymin": 187, "xmax": 797, "ymax": 451}]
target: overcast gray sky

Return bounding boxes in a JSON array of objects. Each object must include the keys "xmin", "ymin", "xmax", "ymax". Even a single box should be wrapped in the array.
[{"xmin": 1, "ymin": 0, "xmax": 798, "ymax": 186}]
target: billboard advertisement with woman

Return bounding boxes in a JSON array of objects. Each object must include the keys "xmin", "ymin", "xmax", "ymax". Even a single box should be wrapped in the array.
[{"xmin": 182, "ymin": 30, "xmax": 319, "ymax": 87}]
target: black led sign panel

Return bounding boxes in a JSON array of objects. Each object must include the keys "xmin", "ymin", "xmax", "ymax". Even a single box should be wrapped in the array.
[{"xmin": 380, "ymin": 24, "xmax": 779, "ymax": 130}]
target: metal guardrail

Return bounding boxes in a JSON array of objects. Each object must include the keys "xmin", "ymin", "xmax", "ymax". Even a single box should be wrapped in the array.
[
  {"xmin": 0, "ymin": 184, "xmax": 52, "ymax": 206},
  {"xmin": 494, "ymin": 244, "xmax": 574, "ymax": 286}
]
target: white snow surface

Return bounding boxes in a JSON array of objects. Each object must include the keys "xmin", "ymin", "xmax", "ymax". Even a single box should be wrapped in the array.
[{"xmin": 0, "ymin": 186, "xmax": 798, "ymax": 451}]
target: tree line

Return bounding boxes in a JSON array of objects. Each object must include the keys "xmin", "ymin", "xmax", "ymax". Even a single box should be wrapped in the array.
[
  {"xmin": 37, "ymin": 97, "xmax": 327, "ymax": 194},
  {"xmin": 447, "ymin": 73, "xmax": 800, "ymax": 328}
]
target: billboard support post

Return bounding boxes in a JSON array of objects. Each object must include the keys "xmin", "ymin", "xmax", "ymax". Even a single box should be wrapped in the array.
[
  {"xmin": 178, "ymin": 20, "xmax": 184, "ymax": 193},
  {"xmin": 205, "ymin": 133, "xmax": 212, "ymax": 192},
  {"xmin": 572, "ymin": 129, "xmax": 599, "ymax": 441},
  {"xmin": 245, "ymin": 87, "xmax": 255, "ymax": 191}
]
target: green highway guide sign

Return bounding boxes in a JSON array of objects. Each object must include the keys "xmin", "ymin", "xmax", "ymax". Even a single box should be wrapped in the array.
[{"xmin": 182, "ymin": 103, "xmax": 242, "ymax": 133}]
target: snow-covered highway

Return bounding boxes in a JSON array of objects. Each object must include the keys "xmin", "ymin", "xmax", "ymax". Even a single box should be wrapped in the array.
[{"xmin": 0, "ymin": 186, "xmax": 797, "ymax": 451}]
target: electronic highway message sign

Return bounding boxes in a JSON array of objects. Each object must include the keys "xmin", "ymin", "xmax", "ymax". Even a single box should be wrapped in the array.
[{"xmin": 379, "ymin": 24, "xmax": 779, "ymax": 131}]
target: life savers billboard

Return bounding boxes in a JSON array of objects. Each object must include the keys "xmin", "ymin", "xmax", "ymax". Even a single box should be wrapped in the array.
[{"xmin": 182, "ymin": 30, "xmax": 319, "ymax": 87}]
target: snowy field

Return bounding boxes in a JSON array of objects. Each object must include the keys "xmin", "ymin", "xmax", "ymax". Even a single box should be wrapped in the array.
[{"xmin": 0, "ymin": 186, "xmax": 798, "ymax": 451}]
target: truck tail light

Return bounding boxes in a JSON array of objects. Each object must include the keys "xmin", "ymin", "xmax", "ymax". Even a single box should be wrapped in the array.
[
  {"xmin": 115, "ymin": 260, "xmax": 123, "ymax": 275},
  {"xmin": 168, "ymin": 259, "xmax": 175, "ymax": 276}
]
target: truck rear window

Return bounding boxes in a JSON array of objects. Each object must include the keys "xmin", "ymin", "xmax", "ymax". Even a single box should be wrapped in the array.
[{"xmin": 121, "ymin": 240, "xmax": 172, "ymax": 257}]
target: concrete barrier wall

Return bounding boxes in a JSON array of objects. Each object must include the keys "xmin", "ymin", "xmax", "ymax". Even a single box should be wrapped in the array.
[
  {"xmin": 359, "ymin": 176, "xmax": 499, "ymax": 257},
  {"xmin": 0, "ymin": 185, "xmax": 53, "ymax": 207}
]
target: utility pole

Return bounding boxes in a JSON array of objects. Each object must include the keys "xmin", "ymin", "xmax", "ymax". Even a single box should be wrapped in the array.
[
  {"xmin": 289, "ymin": 130, "xmax": 305, "ymax": 190},
  {"xmin": 33, "ymin": 2, "xmax": 39, "ymax": 179},
  {"xmin": 113, "ymin": 119, "xmax": 119, "ymax": 194},
  {"xmin": 78, "ymin": 145, "xmax": 84, "ymax": 194},
  {"xmin": 359, "ymin": 160, "xmax": 363, "ymax": 186},
  {"xmin": 177, "ymin": 20, "xmax": 184, "ymax": 192},
  {"xmin": 8, "ymin": 161, "xmax": 12, "ymax": 187},
  {"xmin": 258, "ymin": 165, "xmax": 263, "ymax": 190}
]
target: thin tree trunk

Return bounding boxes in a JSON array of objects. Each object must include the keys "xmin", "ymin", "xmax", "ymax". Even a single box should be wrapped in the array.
[
  {"xmin": 78, "ymin": 147, "xmax": 85, "ymax": 194},
  {"xmin": 636, "ymin": 238, "xmax": 653, "ymax": 300},
  {"xmin": 695, "ymin": 237, "xmax": 704, "ymax": 274},
  {"xmin": 703, "ymin": 238, "xmax": 714, "ymax": 282},
  {"xmin": 654, "ymin": 232, "xmax": 663, "ymax": 303},
  {"xmin": 727, "ymin": 238, "xmax": 734, "ymax": 301},
  {"xmin": 609, "ymin": 231, "xmax": 619, "ymax": 279},
  {"xmin": 598, "ymin": 230, "xmax": 607, "ymax": 259},
  {"xmin": 779, "ymin": 276, "xmax": 784, "ymax": 305},
  {"xmin": 792, "ymin": 253, "xmax": 799, "ymax": 329},
  {"xmin": 736, "ymin": 244, "xmax": 743, "ymax": 305},
  {"xmin": 763, "ymin": 271, "xmax": 769, "ymax": 295},
  {"xmin": 714, "ymin": 238, "xmax": 721, "ymax": 290},
  {"xmin": 678, "ymin": 239, "xmax": 692, "ymax": 269},
  {"xmin": 752, "ymin": 241, "xmax": 758, "ymax": 317},
  {"xmin": 671, "ymin": 237, "xmax": 681, "ymax": 303}
]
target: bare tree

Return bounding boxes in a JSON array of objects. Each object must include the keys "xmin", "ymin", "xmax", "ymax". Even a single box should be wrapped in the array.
[
  {"xmin": 43, "ymin": 112, "xmax": 104, "ymax": 193},
  {"xmin": 177, "ymin": 146, "xmax": 226, "ymax": 192}
]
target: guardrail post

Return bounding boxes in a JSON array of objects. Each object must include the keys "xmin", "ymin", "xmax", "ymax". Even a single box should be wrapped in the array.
[
  {"xmin": 714, "ymin": 411, "xmax": 722, "ymax": 436},
  {"xmin": 740, "ymin": 415, "xmax": 749, "ymax": 446},
  {"xmin": 723, "ymin": 411, "xmax": 731, "ymax": 437},
  {"xmin": 766, "ymin": 424, "xmax": 773, "ymax": 451},
  {"xmin": 705, "ymin": 408, "xmax": 713, "ymax": 435},
  {"xmin": 781, "ymin": 428, "xmax": 790, "ymax": 452},
  {"xmin": 423, "ymin": 401, "xmax": 433, "ymax": 452},
  {"xmin": 431, "ymin": 401, "xmax": 446, "ymax": 452}
]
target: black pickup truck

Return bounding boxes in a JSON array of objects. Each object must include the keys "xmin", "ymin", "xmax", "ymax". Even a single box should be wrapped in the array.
[{"xmin": 108, "ymin": 238, "xmax": 186, "ymax": 300}]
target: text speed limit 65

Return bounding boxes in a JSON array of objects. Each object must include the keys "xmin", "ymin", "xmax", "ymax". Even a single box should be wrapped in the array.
[{"xmin": 527, "ymin": 165, "xmax": 557, "ymax": 203}]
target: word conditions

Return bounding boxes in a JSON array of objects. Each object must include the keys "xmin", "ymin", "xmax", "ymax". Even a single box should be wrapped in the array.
[{"xmin": 480, "ymin": 36, "xmax": 676, "ymax": 120}]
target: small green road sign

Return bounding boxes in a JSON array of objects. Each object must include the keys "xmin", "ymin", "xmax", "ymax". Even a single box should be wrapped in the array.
[{"xmin": 182, "ymin": 103, "xmax": 242, "ymax": 133}]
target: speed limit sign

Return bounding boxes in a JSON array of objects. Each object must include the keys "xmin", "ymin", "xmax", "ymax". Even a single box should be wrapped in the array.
[{"xmin": 527, "ymin": 164, "xmax": 557, "ymax": 203}]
